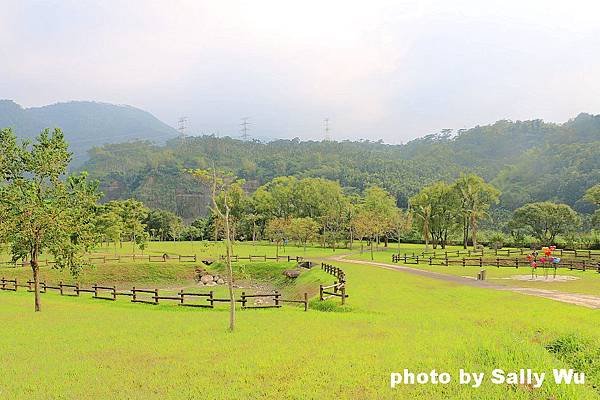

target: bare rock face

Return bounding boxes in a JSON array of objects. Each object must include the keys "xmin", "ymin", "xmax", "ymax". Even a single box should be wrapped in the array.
[
  {"xmin": 283, "ymin": 269, "xmax": 301, "ymax": 278},
  {"xmin": 200, "ymin": 274, "xmax": 215, "ymax": 284}
]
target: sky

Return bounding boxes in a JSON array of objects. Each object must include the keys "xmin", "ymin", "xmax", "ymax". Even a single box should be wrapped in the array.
[{"xmin": 1, "ymin": 0, "xmax": 600, "ymax": 143}]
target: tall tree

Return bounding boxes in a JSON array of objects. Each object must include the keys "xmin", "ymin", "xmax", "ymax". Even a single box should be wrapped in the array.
[
  {"xmin": 410, "ymin": 182, "xmax": 459, "ymax": 249},
  {"xmin": 0, "ymin": 128, "xmax": 100, "ymax": 312},
  {"xmin": 452, "ymin": 174, "xmax": 500, "ymax": 248}
]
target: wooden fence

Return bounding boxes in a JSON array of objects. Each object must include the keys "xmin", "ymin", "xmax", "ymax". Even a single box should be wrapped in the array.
[
  {"xmin": 0, "ymin": 277, "xmax": 309, "ymax": 310},
  {"xmin": 218, "ymin": 255, "xmax": 304, "ymax": 263},
  {"xmin": 391, "ymin": 255, "xmax": 600, "ymax": 272},
  {"xmin": 0, "ymin": 254, "xmax": 198, "ymax": 268},
  {"xmin": 319, "ymin": 263, "xmax": 348, "ymax": 305},
  {"xmin": 395, "ymin": 247, "xmax": 600, "ymax": 262}
]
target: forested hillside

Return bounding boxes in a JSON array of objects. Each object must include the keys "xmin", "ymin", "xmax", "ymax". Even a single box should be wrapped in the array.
[
  {"xmin": 0, "ymin": 100, "xmax": 178, "ymax": 164},
  {"xmin": 80, "ymin": 113, "xmax": 600, "ymax": 220}
]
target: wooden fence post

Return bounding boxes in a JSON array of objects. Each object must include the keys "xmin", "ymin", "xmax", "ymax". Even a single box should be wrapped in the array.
[
  {"xmin": 304, "ymin": 292, "xmax": 308, "ymax": 311},
  {"xmin": 341, "ymin": 286, "xmax": 346, "ymax": 305},
  {"xmin": 59, "ymin": 281, "xmax": 64, "ymax": 296},
  {"xmin": 319, "ymin": 285, "xmax": 323, "ymax": 301}
]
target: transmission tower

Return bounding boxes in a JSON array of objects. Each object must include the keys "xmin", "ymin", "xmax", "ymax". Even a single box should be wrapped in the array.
[
  {"xmin": 177, "ymin": 116, "xmax": 188, "ymax": 137},
  {"xmin": 240, "ymin": 117, "xmax": 251, "ymax": 140},
  {"xmin": 324, "ymin": 118, "xmax": 331, "ymax": 141}
]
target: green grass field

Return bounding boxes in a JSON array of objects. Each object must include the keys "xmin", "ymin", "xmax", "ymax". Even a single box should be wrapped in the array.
[
  {"xmin": 0, "ymin": 242, "xmax": 599, "ymax": 399},
  {"xmin": 350, "ymin": 246, "xmax": 600, "ymax": 295}
]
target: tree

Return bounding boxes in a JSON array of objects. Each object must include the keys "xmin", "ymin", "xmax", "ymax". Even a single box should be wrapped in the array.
[
  {"xmin": 145, "ymin": 208, "xmax": 182, "ymax": 241},
  {"xmin": 512, "ymin": 202, "xmax": 581, "ymax": 244},
  {"xmin": 351, "ymin": 210, "xmax": 374, "ymax": 254},
  {"xmin": 288, "ymin": 217, "xmax": 319, "ymax": 252},
  {"xmin": 360, "ymin": 186, "xmax": 397, "ymax": 247},
  {"xmin": 390, "ymin": 208, "xmax": 413, "ymax": 250},
  {"xmin": 190, "ymin": 167, "xmax": 239, "ymax": 332},
  {"xmin": 452, "ymin": 174, "xmax": 500, "ymax": 248},
  {"xmin": 410, "ymin": 182, "xmax": 459, "ymax": 249},
  {"xmin": 96, "ymin": 203, "xmax": 123, "ymax": 254},
  {"xmin": 0, "ymin": 128, "xmax": 100, "ymax": 312},
  {"xmin": 584, "ymin": 184, "xmax": 600, "ymax": 228},
  {"xmin": 265, "ymin": 218, "xmax": 290, "ymax": 257},
  {"xmin": 115, "ymin": 199, "xmax": 149, "ymax": 254},
  {"xmin": 410, "ymin": 203, "xmax": 432, "ymax": 249}
]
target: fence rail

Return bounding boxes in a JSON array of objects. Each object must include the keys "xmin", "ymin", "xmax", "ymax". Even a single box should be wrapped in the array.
[
  {"xmin": 218, "ymin": 255, "xmax": 304, "ymax": 263},
  {"xmin": 0, "ymin": 278, "xmax": 309, "ymax": 311},
  {"xmin": 0, "ymin": 254, "xmax": 198, "ymax": 268},
  {"xmin": 395, "ymin": 247, "xmax": 600, "ymax": 262},
  {"xmin": 391, "ymin": 255, "xmax": 600, "ymax": 272},
  {"xmin": 319, "ymin": 263, "xmax": 348, "ymax": 305}
]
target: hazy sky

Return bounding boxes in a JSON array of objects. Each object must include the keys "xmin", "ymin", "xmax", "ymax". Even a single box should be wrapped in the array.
[{"xmin": 2, "ymin": 0, "xmax": 600, "ymax": 142}]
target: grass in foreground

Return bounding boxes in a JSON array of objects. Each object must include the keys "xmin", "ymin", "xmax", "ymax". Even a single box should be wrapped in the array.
[{"xmin": 1, "ymin": 257, "xmax": 599, "ymax": 399}]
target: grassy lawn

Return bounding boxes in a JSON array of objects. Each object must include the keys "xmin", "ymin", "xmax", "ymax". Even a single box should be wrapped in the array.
[
  {"xmin": 350, "ymin": 247, "xmax": 600, "ymax": 296},
  {"xmin": 0, "ymin": 247, "xmax": 599, "ymax": 399}
]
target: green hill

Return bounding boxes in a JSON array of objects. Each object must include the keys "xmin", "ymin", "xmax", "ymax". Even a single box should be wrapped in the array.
[
  {"xmin": 0, "ymin": 100, "xmax": 178, "ymax": 164},
  {"xmin": 78, "ymin": 113, "xmax": 600, "ymax": 218}
]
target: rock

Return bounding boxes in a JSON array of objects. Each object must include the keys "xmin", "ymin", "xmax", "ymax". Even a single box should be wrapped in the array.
[
  {"xmin": 298, "ymin": 261, "xmax": 315, "ymax": 269},
  {"xmin": 200, "ymin": 274, "xmax": 214, "ymax": 284},
  {"xmin": 216, "ymin": 278, "xmax": 225, "ymax": 284},
  {"xmin": 204, "ymin": 281, "xmax": 217, "ymax": 287},
  {"xmin": 283, "ymin": 269, "xmax": 301, "ymax": 278}
]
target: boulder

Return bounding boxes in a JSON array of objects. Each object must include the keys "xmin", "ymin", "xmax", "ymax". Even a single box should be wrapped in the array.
[
  {"xmin": 283, "ymin": 269, "xmax": 301, "ymax": 278},
  {"xmin": 298, "ymin": 261, "xmax": 315, "ymax": 269},
  {"xmin": 200, "ymin": 274, "xmax": 215, "ymax": 284},
  {"xmin": 216, "ymin": 278, "xmax": 225, "ymax": 284}
]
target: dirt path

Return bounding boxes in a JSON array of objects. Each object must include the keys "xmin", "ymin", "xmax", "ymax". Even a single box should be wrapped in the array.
[{"xmin": 326, "ymin": 254, "xmax": 600, "ymax": 309}]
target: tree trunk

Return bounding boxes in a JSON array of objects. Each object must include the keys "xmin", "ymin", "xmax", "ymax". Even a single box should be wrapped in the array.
[
  {"xmin": 470, "ymin": 215, "xmax": 478, "ymax": 248},
  {"xmin": 31, "ymin": 255, "xmax": 41, "ymax": 312},
  {"xmin": 370, "ymin": 239, "xmax": 374, "ymax": 260},
  {"xmin": 463, "ymin": 216, "xmax": 468, "ymax": 249},
  {"xmin": 349, "ymin": 228, "xmax": 353, "ymax": 250},
  {"xmin": 224, "ymin": 208, "xmax": 235, "ymax": 332}
]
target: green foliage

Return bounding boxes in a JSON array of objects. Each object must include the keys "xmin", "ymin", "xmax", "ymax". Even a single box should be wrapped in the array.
[
  {"xmin": 512, "ymin": 202, "xmax": 581, "ymax": 244},
  {"xmin": 78, "ymin": 114, "xmax": 600, "ymax": 219},
  {"xmin": 0, "ymin": 128, "xmax": 101, "ymax": 310},
  {"xmin": 145, "ymin": 208, "xmax": 183, "ymax": 241}
]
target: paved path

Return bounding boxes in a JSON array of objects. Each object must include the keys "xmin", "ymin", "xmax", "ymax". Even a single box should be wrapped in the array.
[{"xmin": 326, "ymin": 254, "xmax": 600, "ymax": 309}]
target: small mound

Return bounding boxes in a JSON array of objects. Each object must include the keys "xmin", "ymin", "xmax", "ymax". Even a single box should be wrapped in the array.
[{"xmin": 510, "ymin": 275, "xmax": 580, "ymax": 282}]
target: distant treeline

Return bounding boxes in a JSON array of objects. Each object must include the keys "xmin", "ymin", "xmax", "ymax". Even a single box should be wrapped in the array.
[{"xmin": 82, "ymin": 113, "xmax": 600, "ymax": 220}]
